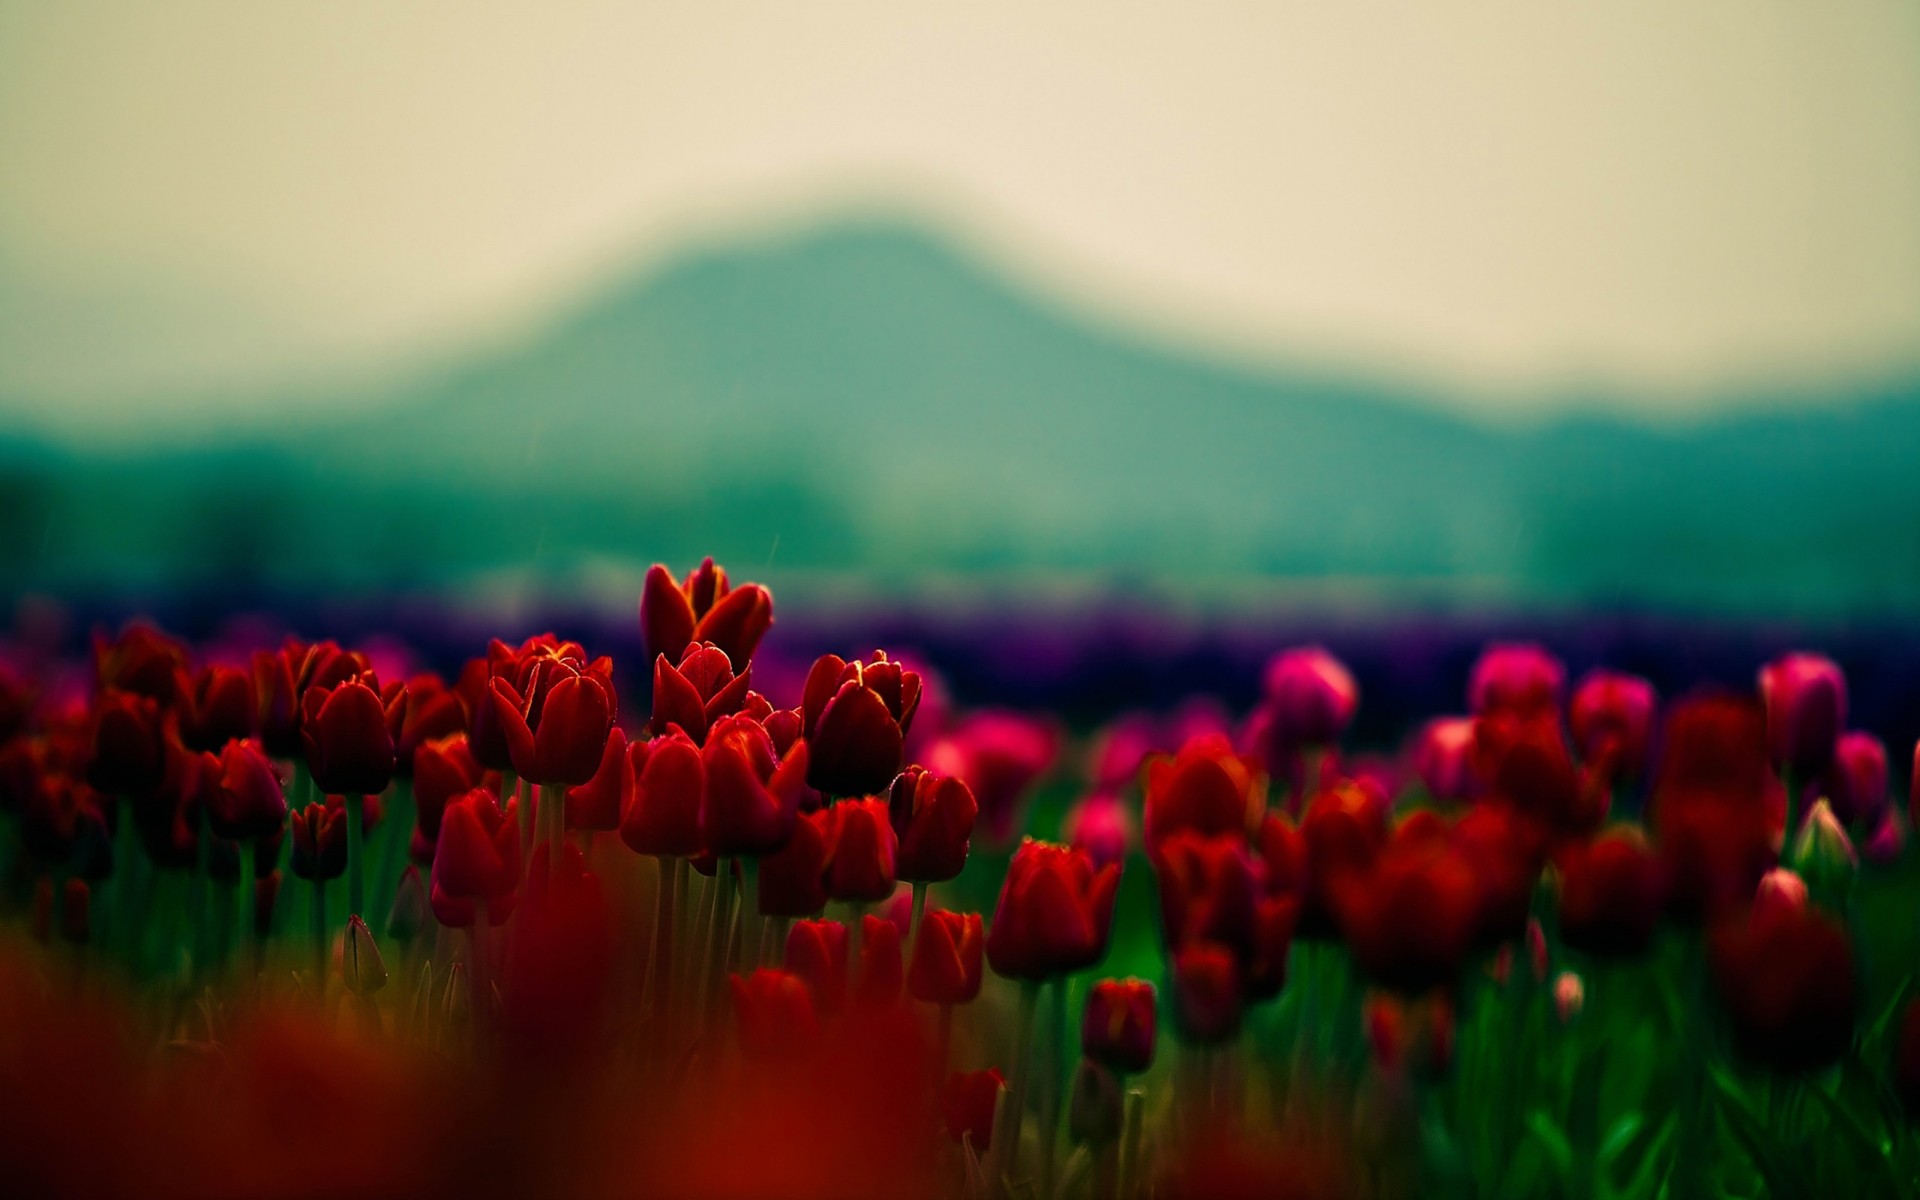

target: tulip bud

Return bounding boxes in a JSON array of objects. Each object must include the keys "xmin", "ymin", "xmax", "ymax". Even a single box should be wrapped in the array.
[
  {"xmin": 344, "ymin": 914, "xmax": 389, "ymax": 995},
  {"xmin": 1171, "ymin": 941, "xmax": 1243, "ymax": 1044},
  {"xmin": 908, "ymin": 908, "xmax": 985, "ymax": 1005},
  {"xmin": 1865, "ymin": 807, "xmax": 1907, "ymax": 865},
  {"xmin": 889, "ymin": 766, "xmax": 978, "ymax": 883},
  {"xmin": 730, "ymin": 969, "xmax": 817, "ymax": 1062},
  {"xmin": 785, "ymin": 919, "xmax": 850, "ymax": 1014},
  {"xmin": 1412, "ymin": 717, "xmax": 1480, "ymax": 805},
  {"xmin": 1569, "ymin": 670, "xmax": 1656, "ymax": 778},
  {"xmin": 821, "ymin": 798, "xmax": 897, "ymax": 903},
  {"xmin": 1758, "ymin": 653, "xmax": 1846, "ymax": 777},
  {"xmin": 941, "ymin": 1069, "xmax": 1005, "ymax": 1151},
  {"xmin": 1469, "ymin": 644, "xmax": 1565, "ymax": 715},
  {"xmin": 1553, "ymin": 971, "xmax": 1584, "ymax": 1023},
  {"xmin": 1082, "ymin": 978, "xmax": 1156, "ymax": 1074},
  {"xmin": 801, "ymin": 652, "xmax": 921, "ymax": 797},
  {"xmin": 1064, "ymin": 793, "xmax": 1133, "ymax": 870},
  {"xmin": 1823, "ymin": 731, "xmax": 1887, "ymax": 825},
  {"xmin": 301, "ymin": 674, "xmax": 399, "ymax": 796},
  {"xmin": 177, "ymin": 665, "xmax": 257, "ymax": 753},
  {"xmin": 1142, "ymin": 734, "xmax": 1262, "ymax": 852},
  {"xmin": 986, "ymin": 839, "xmax": 1121, "ymax": 981},
  {"xmin": 1789, "ymin": 798, "xmax": 1857, "ymax": 896},
  {"xmin": 1257, "ymin": 646, "xmax": 1358, "ymax": 748},
  {"xmin": 1753, "ymin": 867, "xmax": 1809, "ymax": 921},
  {"xmin": 1068, "ymin": 1059, "xmax": 1126, "ymax": 1147}
]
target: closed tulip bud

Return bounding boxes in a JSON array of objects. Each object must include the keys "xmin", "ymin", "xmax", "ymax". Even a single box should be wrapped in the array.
[
  {"xmin": 639, "ymin": 559, "xmax": 774, "ymax": 669},
  {"xmin": 1082, "ymin": 978, "xmax": 1157, "ymax": 1074},
  {"xmin": 387, "ymin": 865, "xmax": 429, "ymax": 941},
  {"xmin": 700, "ymin": 714, "xmax": 808, "ymax": 859},
  {"xmin": 786, "ymin": 919, "xmax": 850, "ymax": 1013},
  {"xmin": 85, "ymin": 691, "xmax": 167, "ymax": 797},
  {"xmin": 177, "ymin": 665, "xmax": 256, "ymax": 753},
  {"xmin": 1759, "ymin": 653, "xmax": 1846, "ymax": 777},
  {"xmin": 941, "ymin": 1068, "xmax": 1005, "ymax": 1151},
  {"xmin": 986, "ymin": 839, "xmax": 1122, "ymax": 981},
  {"xmin": 802, "ymin": 651, "xmax": 921, "ymax": 798},
  {"xmin": 821, "ymin": 797, "xmax": 897, "ymax": 903},
  {"xmin": 1469, "ymin": 644, "xmax": 1565, "ymax": 716},
  {"xmin": 1711, "ymin": 895, "xmax": 1856, "ymax": 1073},
  {"xmin": 908, "ymin": 909, "xmax": 985, "ymax": 1005},
  {"xmin": 1790, "ymin": 798, "xmax": 1856, "ymax": 895},
  {"xmin": 1143, "ymin": 734, "xmax": 1262, "ymax": 852},
  {"xmin": 1068, "ymin": 1059, "xmax": 1125, "ymax": 1147},
  {"xmin": 1065, "ymin": 793, "xmax": 1133, "ymax": 870},
  {"xmin": 619, "ymin": 729, "xmax": 706, "ymax": 858},
  {"xmin": 1753, "ymin": 867, "xmax": 1809, "ymax": 921},
  {"xmin": 301, "ymin": 674, "xmax": 399, "ymax": 796},
  {"xmin": 651, "ymin": 645, "xmax": 753, "ymax": 746},
  {"xmin": 1823, "ymin": 731, "xmax": 1887, "ymax": 825},
  {"xmin": 757, "ymin": 810, "xmax": 830, "ymax": 917},
  {"xmin": 564, "ymin": 727, "xmax": 628, "ymax": 832},
  {"xmin": 1569, "ymin": 670, "xmax": 1656, "ymax": 778},
  {"xmin": 413, "ymin": 733, "xmax": 484, "ymax": 861},
  {"xmin": 1172, "ymin": 941, "xmax": 1243, "ymax": 1044},
  {"xmin": 1245, "ymin": 894, "xmax": 1301, "ymax": 1002},
  {"xmin": 889, "ymin": 766, "xmax": 977, "ymax": 883},
  {"xmin": 1152, "ymin": 832, "xmax": 1259, "ymax": 955},
  {"xmin": 1554, "ymin": 972, "xmax": 1585, "ymax": 1023},
  {"xmin": 254, "ymin": 870, "xmax": 280, "ymax": 938},
  {"xmin": 1865, "ymin": 807, "xmax": 1907, "ymax": 865},
  {"xmin": 432, "ymin": 787, "xmax": 522, "ymax": 905},
  {"xmin": 857, "ymin": 914, "xmax": 903, "ymax": 1008},
  {"xmin": 1258, "ymin": 646, "xmax": 1359, "ymax": 748},
  {"xmin": 344, "ymin": 914, "xmax": 388, "ymax": 995},
  {"xmin": 207, "ymin": 739, "xmax": 287, "ymax": 842},
  {"xmin": 289, "ymin": 800, "xmax": 348, "ymax": 881},
  {"xmin": 490, "ymin": 660, "xmax": 617, "ymax": 786},
  {"xmin": 1413, "ymin": 716, "xmax": 1481, "ymax": 805},
  {"xmin": 93, "ymin": 624, "xmax": 189, "ymax": 703},
  {"xmin": 1556, "ymin": 827, "xmax": 1666, "ymax": 959},
  {"xmin": 731, "ymin": 968, "xmax": 817, "ymax": 1061}
]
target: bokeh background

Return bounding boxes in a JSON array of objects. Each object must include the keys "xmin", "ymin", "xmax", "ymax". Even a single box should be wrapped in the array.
[{"xmin": 3, "ymin": 3, "xmax": 1919, "ymax": 656}]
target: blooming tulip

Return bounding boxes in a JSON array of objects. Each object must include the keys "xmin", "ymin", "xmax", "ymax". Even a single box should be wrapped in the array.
[
  {"xmin": 1143, "ymin": 734, "xmax": 1261, "ymax": 851},
  {"xmin": 802, "ymin": 651, "xmax": 921, "ymax": 797},
  {"xmin": 889, "ymin": 766, "xmax": 977, "ymax": 883},
  {"xmin": 1469, "ymin": 643, "xmax": 1565, "ymax": 716},
  {"xmin": 1082, "ymin": 978, "xmax": 1156, "ymax": 1074},
  {"xmin": 640, "ymin": 558, "xmax": 774, "ymax": 669},
  {"xmin": 176, "ymin": 665, "xmax": 256, "ymax": 753},
  {"xmin": 650, "ymin": 643, "xmax": 753, "ymax": 745},
  {"xmin": 301, "ymin": 674, "xmax": 400, "ymax": 796},
  {"xmin": 986, "ymin": 839, "xmax": 1121, "ymax": 981},
  {"xmin": 489, "ymin": 655, "xmax": 616, "ymax": 787},
  {"xmin": 700, "ymin": 713, "xmax": 809, "ymax": 858}
]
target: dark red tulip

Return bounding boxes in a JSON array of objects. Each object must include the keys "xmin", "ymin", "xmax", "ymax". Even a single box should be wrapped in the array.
[
  {"xmin": 855, "ymin": 914, "xmax": 903, "ymax": 1008},
  {"xmin": 1082, "ymin": 978, "xmax": 1156, "ymax": 1074},
  {"xmin": 1822, "ymin": 731, "xmax": 1887, "ymax": 825},
  {"xmin": 389, "ymin": 672, "xmax": 467, "ymax": 775},
  {"xmin": 640, "ymin": 558, "xmax": 775, "ymax": 669},
  {"xmin": 700, "ymin": 713, "xmax": 809, "ymax": 858},
  {"xmin": 730, "ymin": 968, "xmax": 818, "ymax": 1062},
  {"xmin": 942, "ymin": 1069, "xmax": 1005, "ymax": 1151},
  {"xmin": 1569, "ymin": 670, "xmax": 1656, "ymax": 779},
  {"xmin": 1298, "ymin": 780, "xmax": 1391, "ymax": 939},
  {"xmin": 412, "ymin": 733, "xmax": 485, "ymax": 861},
  {"xmin": 1711, "ymin": 893, "xmax": 1856, "ymax": 1074},
  {"xmin": 986, "ymin": 838, "xmax": 1121, "ymax": 981},
  {"xmin": 564, "ymin": 727, "xmax": 627, "ymax": 833},
  {"xmin": 84, "ymin": 691, "xmax": 167, "ymax": 798},
  {"xmin": 1556, "ymin": 826, "xmax": 1667, "ymax": 958},
  {"xmin": 430, "ymin": 787, "xmax": 521, "ymax": 927},
  {"xmin": 1474, "ymin": 707, "xmax": 1588, "ymax": 834},
  {"xmin": 1333, "ymin": 825, "xmax": 1480, "ymax": 994},
  {"xmin": 1469, "ymin": 643, "xmax": 1565, "ymax": 716},
  {"xmin": 620, "ymin": 729, "xmax": 706, "ymax": 858},
  {"xmin": 1759, "ymin": 652, "xmax": 1846, "ymax": 777},
  {"xmin": 802, "ymin": 651, "xmax": 922, "ymax": 798},
  {"xmin": 925, "ymin": 710, "xmax": 1059, "ymax": 843},
  {"xmin": 908, "ymin": 909, "xmax": 985, "ymax": 1005},
  {"xmin": 757, "ymin": 810, "xmax": 830, "ymax": 917},
  {"xmin": 301, "ymin": 674, "xmax": 399, "ymax": 796},
  {"xmin": 1153, "ymin": 832, "xmax": 1260, "ymax": 956},
  {"xmin": 253, "ymin": 640, "xmax": 370, "ymax": 759},
  {"xmin": 1652, "ymin": 694, "xmax": 1783, "ymax": 922},
  {"xmin": 1452, "ymin": 802, "xmax": 1547, "ymax": 949},
  {"xmin": 651, "ymin": 644, "xmax": 753, "ymax": 745},
  {"xmin": 1244, "ymin": 894, "xmax": 1300, "ymax": 1002},
  {"xmin": 1413, "ymin": 716, "xmax": 1480, "ymax": 804},
  {"xmin": 1257, "ymin": 646, "xmax": 1358, "ymax": 748},
  {"xmin": 1143, "ymin": 733, "xmax": 1260, "ymax": 852},
  {"xmin": 289, "ymin": 799, "xmax": 348, "ymax": 882},
  {"xmin": 785, "ymin": 918, "xmax": 851, "ymax": 1014},
  {"xmin": 206, "ymin": 739, "xmax": 287, "ymax": 842},
  {"xmin": 93, "ymin": 624, "xmax": 189, "ymax": 703},
  {"xmin": 176, "ymin": 665, "xmax": 256, "ymax": 753},
  {"xmin": 1172, "ymin": 941, "xmax": 1243, "ymax": 1044},
  {"xmin": 888, "ymin": 766, "xmax": 977, "ymax": 883},
  {"xmin": 820, "ymin": 797, "xmax": 897, "ymax": 903},
  {"xmin": 489, "ymin": 653, "xmax": 617, "ymax": 786}
]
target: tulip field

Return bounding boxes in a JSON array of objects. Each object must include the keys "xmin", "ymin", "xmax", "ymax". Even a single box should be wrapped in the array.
[{"xmin": 6, "ymin": 559, "xmax": 1920, "ymax": 1199}]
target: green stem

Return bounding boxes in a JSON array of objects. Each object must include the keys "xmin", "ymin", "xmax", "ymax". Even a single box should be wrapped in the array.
[
  {"xmin": 1118, "ymin": 1088, "xmax": 1145, "ymax": 1200},
  {"xmin": 1040, "ymin": 978, "xmax": 1068, "ymax": 1197},
  {"xmin": 988, "ymin": 981, "xmax": 1043, "ymax": 1198},
  {"xmin": 905, "ymin": 880, "xmax": 929, "ymax": 976},
  {"xmin": 346, "ymin": 793, "xmax": 365, "ymax": 918}
]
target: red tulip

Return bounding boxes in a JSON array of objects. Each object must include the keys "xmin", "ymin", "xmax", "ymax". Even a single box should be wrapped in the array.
[
  {"xmin": 802, "ymin": 651, "xmax": 922, "ymax": 798},
  {"xmin": 700, "ymin": 713, "xmax": 809, "ymax": 858},
  {"xmin": 206, "ymin": 739, "xmax": 287, "ymax": 842},
  {"xmin": 412, "ymin": 733, "xmax": 484, "ymax": 860},
  {"xmin": 785, "ymin": 918, "xmax": 851, "ymax": 1014},
  {"xmin": 1065, "ymin": 793, "xmax": 1134, "ymax": 870},
  {"xmin": 820, "ymin": 798, "xmax": 897, "ymax": 904},
  {"xmin": 289, "ymin": 800, "xmax": 348, "ymax": 881},
  {"xmin": 1333, "ymin": 826, "xmax": 1480, "ymax": 994},
  {"xmin": 176, "ymin": 665, "xmax": 256, "ymax": 753},
  {"xmin": 1412, "ymin": 716, "xmax": 1480, "ymax": 804},
  {"xmin": 757, "ymin": 809, "xmax": 830, "ymax": 917},
  {"xmin": 640, "ymin": 558, "xmax": 774, "ymax": 669},
  {"xmin": 1474, "ymin": 707, "xmax": 1588, "ymax": 834},
  {"xmin": 388, "ymin": 672, "xmax": 467, "ymax": 775},
  {"xmin": 301, "ymin": 674, "xmax": 400, "ymax": 796},
  {"xmin": 855, "ymin": 914, "xmax": 903, "ymax": 1008},
  {"xmin": 1152, "ymin": 831, "xmax": 1259, "ymax": 956},
  {"xmin": 908, "ymin": 909, "xmax": 985, "ymax": 1005},
  {"xmin": 1452, "ymin": 802, "xmax": 1547, "ymax": 949},
  {"xmin": 1759, "ymin": 652, "xmax": 1846, "ymax": 777},
  {"xmin": 1257, "ymin": 646, "xmax": 1358, "ymax": 748},
  {"xmin": 1569, "ymin": 670, "xmax": 1656, "ymax": 779},
  {"xmin": 1082, "ymin": 978, "xmax": 1156, "ymax": 1074},
  {"xmin": 651, "ymin": 644, "xmax": 754, "ymax": 745},
  {"xmin": 1171, "ymin": 941, "xmax": 1243, "ymax": 1044},
  {"xmin": 253, "ymin": 640, "xmax": 370, "ymax": 759},
  {"xmin": 888, "ymin": 766, "xmax": 977, "ymax": 883},
  {"xmin": 92, "ymin": 624, "xmax": 189, "ymax": 703},
  {"xmin": 489, "ymin": 651, "xmax": 617, "ymax": 786},
  {"xmin": 1555, "ymin": 826, "xmax": 1666, "ymax": 958},
  {"xmin": 1297, "ymin": 781, "xmax": 1390, "ymax": 939},
  {"xmin": 430, "ymin": 788, "xmax": 521, "ymax": 927},
  {"xmin": 1821, "ymin": 731, "xmax": 1887, "ymax": 825},
  {"xmin": 564, "ymin": 727, "xmax": 627, "ymax": 833},
  {"xmin": 1651, "ymin": 694, "xmax": 1783, "ymax": 922},
  {"xmin": 1711, "ymin": 893, "xmax": 1856, "ymax": 1073},
  {"xmin": 619, "ymin": 729, "xmax": 706, "ymax": 858},
  {"xmin": 730, "ymin": 968, "xmax": 818, "ymax": 1062},
  {"xmin": 1143, "ymin": 734, "xmax": 1261, "ymax": 852},
  {"xmin": 941, "ymin": 1068, "xmax": 1005, "ymax": 1151},
  {"xmin": 925, "ymin": 710, "xmax": 1059, "ymax": 843},
  {"xmin": 986, "ymin": 839, "xmax": 1121, "ymax": 981},
  {"xmin": 1469, "ymin": 643, "xmax": 1565, "ymax": 716},
  {"xmin": 84, "ymin": 691, "xmax": 167, "ymax": 798}
]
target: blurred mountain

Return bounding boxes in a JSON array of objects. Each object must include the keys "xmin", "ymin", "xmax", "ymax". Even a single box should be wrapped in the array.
[{"xmin": 2, "ymin": 219, "xmax": 1918, "ymax": 612}]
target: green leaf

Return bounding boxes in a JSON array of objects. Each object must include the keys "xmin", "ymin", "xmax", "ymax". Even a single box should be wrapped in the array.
[
  {"xmin": 1867, "ymin": 973, "xmax": 1915, "ymax": 1049},
  {"xmin": 1598, "ymin": 1112, "xmax": 1643, "ymax": 1168},
  {"xmin": 1614, "ymin": 1114, "xmax": 1676, "ymax": 1200},
  {"xmin": 1525, "ymin": 1110, "xmax": 1576, "ymax": 1183},
  {"xmin": 1709, "ymin": 1066, "xmax": 1815, "ymax": 1198},
  {"xmin": 1803, "ymin": 1079, "xmax": 1901, "ymax": 1199}
]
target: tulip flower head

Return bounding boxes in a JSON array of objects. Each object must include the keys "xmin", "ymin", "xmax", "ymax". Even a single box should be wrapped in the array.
[
  {"xmin": 889, "ymin": 765, "xmax": 978, "ymax": 883},
  {"xmin": 639, "ymin": 558, "xmax": 774, "ymax": 670},
  {"xmin": 176, "ymin": 665, "xmax": 256, "ymax": 753},
  {"xmin": 301, "ymin": 673, "xmax": 401, "ymax": 796},
  {"xmin": 942, "ymin": 1068, "xmax": 1005, "ymax": 1152},
  {"xmin": 487, "ymin": 642, "xmax": 617, "ymax": 786},
  {"xmin": 801, "ymin": 651, "xmax": 922, "ymax": 798},
  {"xmin": 1758, "ymin": 653, "xmax": 1846, "ymax": 777},
  {"xmin": 1469, "ymin": 644, "xmax": 1566, "ymax": 716},
  {"xmin": 907, "ymin": 909, "xmax": 985, "ymax": 1005},
  {"xmin": 1257, "ymin": 645, "xmax": 1359, "ymax": 749},
  {"xmin": 986, "ymin": 838, "xmax": 1121, "ymax": 981},
  {"xmin": 1143, "ymin": 733, "xmax": 1262, "ymax": 852},
  {"xmin": 289, "ymin": 800, "xmax": 348, "ymax": 882},
  {"xmin": 1082, "ymin": 978, "xmax": 1157, "ymax": 1074},
  {"xmin": 1569, "ymin": 669, "xmax": 1656, "ymax": 779},
  {"xmin": 650, "ymin": 643, "xmax": 753, "ymax": 745}
]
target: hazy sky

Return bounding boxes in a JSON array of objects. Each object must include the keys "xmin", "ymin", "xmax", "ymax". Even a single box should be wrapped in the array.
[{"xmin": 2, "ymin": 2, "xmax": 1918, "ymax": 427}]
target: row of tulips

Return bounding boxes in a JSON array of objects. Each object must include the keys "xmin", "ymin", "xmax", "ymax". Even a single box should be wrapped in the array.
[{"xmin": 5, "ymin": 569, "xmax": 1920, "ymax": 1196}]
